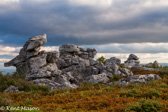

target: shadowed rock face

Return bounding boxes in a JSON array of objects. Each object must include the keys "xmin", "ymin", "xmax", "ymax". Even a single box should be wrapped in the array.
[{"xmin": 4, "ymin": 34, "xmax": 161, "ymax": 89}]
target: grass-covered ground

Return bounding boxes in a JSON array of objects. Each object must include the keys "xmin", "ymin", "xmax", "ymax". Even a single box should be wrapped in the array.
[{"xmin": 0, "ymin": 67, "xmax": 168, "ymax": 112}]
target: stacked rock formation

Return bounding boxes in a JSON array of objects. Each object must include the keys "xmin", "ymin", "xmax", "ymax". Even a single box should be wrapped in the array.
[
  {"xmin": 124, "ymin": 54, "xmax": 141, "ymax": 68},
  {"xmin": 105, "ymin": 57, "xmax": 133, "ymax": 77},
  {"xmin": 4, "ymin": 34, "xmax": 161, "ymax": 89}
]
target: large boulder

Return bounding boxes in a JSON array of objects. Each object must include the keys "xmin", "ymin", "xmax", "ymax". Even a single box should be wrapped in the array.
[
  {"xmin": 59, "ymin": 44, "xmax": 97, "ymax": 59},
  {"xmin": 4, "ymin": 34, "xmax": 47, "ymax": 67},
  {"xmin": 105, "ymin": 59, "xmax": 133, "ymax": 77},
  {"xmin": 86, "ymin": 73, "xmax": 109, "ymax": 84},
  {"xmin": 128, "ymin": 54, "xmax": 139, "ymax": 60},
  {"xmin": 59, "ymin": 44, "xmax": 80, "ymax": 55},
  {"xmin": 124, "ymin": 54, "xmax": 141, "ymax": 68},
  {"xmin": 106, "ymin": 57, "xmax": 121, "ymax": 65}
]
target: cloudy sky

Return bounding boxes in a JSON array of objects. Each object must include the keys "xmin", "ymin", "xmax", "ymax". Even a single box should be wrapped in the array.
[{"xmin": 0, "ymin": 0, "xmax": 168, "ymax": 72}]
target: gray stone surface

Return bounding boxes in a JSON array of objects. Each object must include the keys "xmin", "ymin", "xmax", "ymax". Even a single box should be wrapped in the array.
[
  {"xmin": 124, "ymin": 54, "xmax": 141, "ymax": 68},
  {"xmin": 86, "ymin": 73, "xmax": 109, "ymax": 84},
  {"xmin": 145, "ymin": 61, "xmax": 162, "ymax": 68},
  {"xmin": 119, "ymin": 74, "xmax": 161, "ymax": 86},
  {"xmin": 106, "ymin": 57, "xmax": 121, "ymax": 65},
  {"xmin": 105, "ymin": 59, "xmax": 133, "ymax": 77},
  {"xmin": 4, "ymin": 85, "xmax": 20, "ymax": 93}
]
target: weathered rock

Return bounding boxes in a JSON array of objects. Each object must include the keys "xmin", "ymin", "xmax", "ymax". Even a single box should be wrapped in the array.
[
  {"xmin": 4, "ymin": 85, "xmax": 20, "ymax": 93},
  {"xmin": 32, "ymin": 79, "xmax": 62, "ymax": 90},
  {"xmin": 20, "ymin": 34, "xmax": 47, "ymax": 59},
  {"xmin": 4, "ymin": 34, "xmax": 47, "ymax": 67},
  {"xmin": 108, "ymin": 74, "xmax": 161, "ymax": 86},
  {"xmin": 119, "ymin": 68, "xmax": 133, "ymax": 77},
  {"xmin": 128, "ymin": 54, "xmax": 139, "ymax": 60},
  {"xmin": 4, "ymin": 55, "xmax": 25, "ymax": 67},
  {"xmin": 86, "ymin": 73, "xmax": 109, "ymax": 84},
  {"xmin": 87, "ymin": 48, "xmax": 97, "ymax": 58},
  {"xmin": 145, "ymin": 63, "xmax": 153, "ymax": 68},
  {"xmin": 106, "ymin": 57, "xmax": 121, "ymax": 65},
  {"xmin": 59, "ymin": 44, "xmax": 97, "ymax": 59},
  {"xmin": 145, "ymin": 61, "xmax": 162, "ymax": 68},
  {"xmin": 59, "ymin": 44, "xmax": 80, "ymax": 55},
  {"xmin": 153, "ymin": 61, "xmax": 162, "ymax": 68},
  {"xmin": 105, "ymin": 59, "xmax": 133, "ymax": 77},
  {"xmin": 119, "ymin": 74, "xmax": 161, "ymax": 86},
  {"xmin": 47, "ymin": 51, "xmax": 59, "ymax": 63},
  {"xmin": 105, "ymin": 62, "xmax": 120, "ymax": 75},
  {"xmin": 124, "ymin": 54, "xmax": 141, "ymax": 68},
  {"xmin": 124, "ymin": 60, "xmax": 140, "ymax": 68}
]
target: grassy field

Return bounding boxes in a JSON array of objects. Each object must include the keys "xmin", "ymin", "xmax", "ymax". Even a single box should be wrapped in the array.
[{"xmin": 0, "ymin": 68, "xmax": 168, "ymax": 112}]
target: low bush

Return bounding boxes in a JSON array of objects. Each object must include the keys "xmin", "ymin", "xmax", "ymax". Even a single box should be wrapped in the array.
[
  {"xmin": 126, "ymin": 99, "xmax": 162, "ymax": 112},
  {"xmin": 0, "ymin": 72, "xmax": 50, "ymax": 92},
  {"xmin": 144, "ymin": 88, "xmax": 161, "ymax": 98},
  {"xmin": 96, "ymin": 56, "xmax": 106, "ymax": 64}
]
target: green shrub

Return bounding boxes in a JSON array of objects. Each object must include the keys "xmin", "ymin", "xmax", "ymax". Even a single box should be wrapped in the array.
[
  {"xmin": 112, "ymin": 74, "xmax": 121, "ymax": 82},
  {"xmin": 96, "ymin": 56, "xmax": 106, "ymax": 64},
  {"xmin": 0, "ymin": 93, "xmax": 12, "ymax": 106},
  {"xmin": 38, "ymin": 85, "xmax": 50, "ymax": 92},
  {"xmin": 126, "ymin": 99, "xmax": 162, "ymax": 112},
  {"xmin": 0, "ymin": 72, "xmax": 50, "ymax": 92},
  {"xmin": 159, "ymin": 66, "xmax": 168, "ymax": 76},
  {"xmin": 144, "ymin": 88, "xmax": 161, "ymax": 98},
  {"xmin": 120, "ymin": 89, "xmax": 142, "ymax": 97}
]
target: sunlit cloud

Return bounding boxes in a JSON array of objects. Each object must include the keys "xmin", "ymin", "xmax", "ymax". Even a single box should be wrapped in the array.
[
  {"xmin": 68, "ymin": 0, "xmax": 113, "ymax": 7},
  {"xmin": 96, "ymin": 53, "xmax": 168, "ymax": 64},
  {"xmin": 41, "ymin": 46, "xmax": 59, "ymax": 52}
]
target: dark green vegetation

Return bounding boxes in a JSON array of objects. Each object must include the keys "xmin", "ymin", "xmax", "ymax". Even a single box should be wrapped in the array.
[
  {"xmin": 96, "ymin": 56, "xmax": 106, "ymax": 64},
  {"xmin": 0, "ymin": 72, "xmax": 49, "ymax": 92}
]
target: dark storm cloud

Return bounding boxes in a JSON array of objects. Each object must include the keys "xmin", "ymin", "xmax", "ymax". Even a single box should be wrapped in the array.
[{"xmin": 0, "ymin": 0, "xmax": 168, "ymax": 46}]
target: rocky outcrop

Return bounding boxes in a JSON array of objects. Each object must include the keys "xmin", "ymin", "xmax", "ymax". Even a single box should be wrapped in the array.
[
  {"xmin": 4, "ymin": 34, "xmax": 162, "ymax": 89},
  {"xmin": 108, "ymin": 74, "xmax": 161, "ymax": 86},
  {"xmin": 145, "ymin": 61, "xmax": 162, "ymax": 68},
  {"xmin": 124, "ymin": 54, "xmax": 141, "ymax": 68},
  {"xmin": 105, "ymin": 58, "xmax": 133, "ymax": 77},
  {"xmin": 4, "ymin": 85, "xmax": 21, "ymax": 93},
  {"xmin": 4, "ymin": 35, "xmax": 104, "ymax": 89},
  {"xmin": 4, "ymin": 34, "xmax": 47, "ymax": 67},
  {"xmin": 106, "ymin": 57, "xmax": 121, "ymax": 65}
]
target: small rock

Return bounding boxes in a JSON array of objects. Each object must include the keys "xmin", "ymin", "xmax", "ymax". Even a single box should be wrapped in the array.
[{"xmin": 4, "ymin": 85, "xmax": 20, "ymax": 93}]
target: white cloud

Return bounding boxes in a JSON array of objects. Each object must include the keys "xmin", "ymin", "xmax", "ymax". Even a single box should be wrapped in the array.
[
  {"xmin": 0, "ymin": 0, "xmax": 20, "ymax": 13},
  {"xmin": 0, "ymin": 45, "xmax": 20, "ymax": 56},
  {"xmin": 0, "ymin": 0, "xmax": 19, "ymax": 4},
  {"xmin": 84, "ymin": 43, "xmax": 168, "ymax": 53},
  {"xmin": 41, "ymin": 46, "xmax": 59, "ymax": 52},
  {"xmin": 68, "ymin": 0, "xmax": 113, "ymax": 7},
  {"xmin": 96, "ymin": 53, "xmax": 168, "ymax": 63},
  {"xmin": 0, "ymin": 59, "xmax": 11, "ymax": 62},
  {"xmin": 0, "ymin": 45, "xmax": 59, "ymax": 57},
  {"xmin": 143, "ymin": 0, "xmax": 168, "ymax": 7},
  {"xmin": 0, "ymin": 45, "xmax": 16, "ymax": 52}
]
